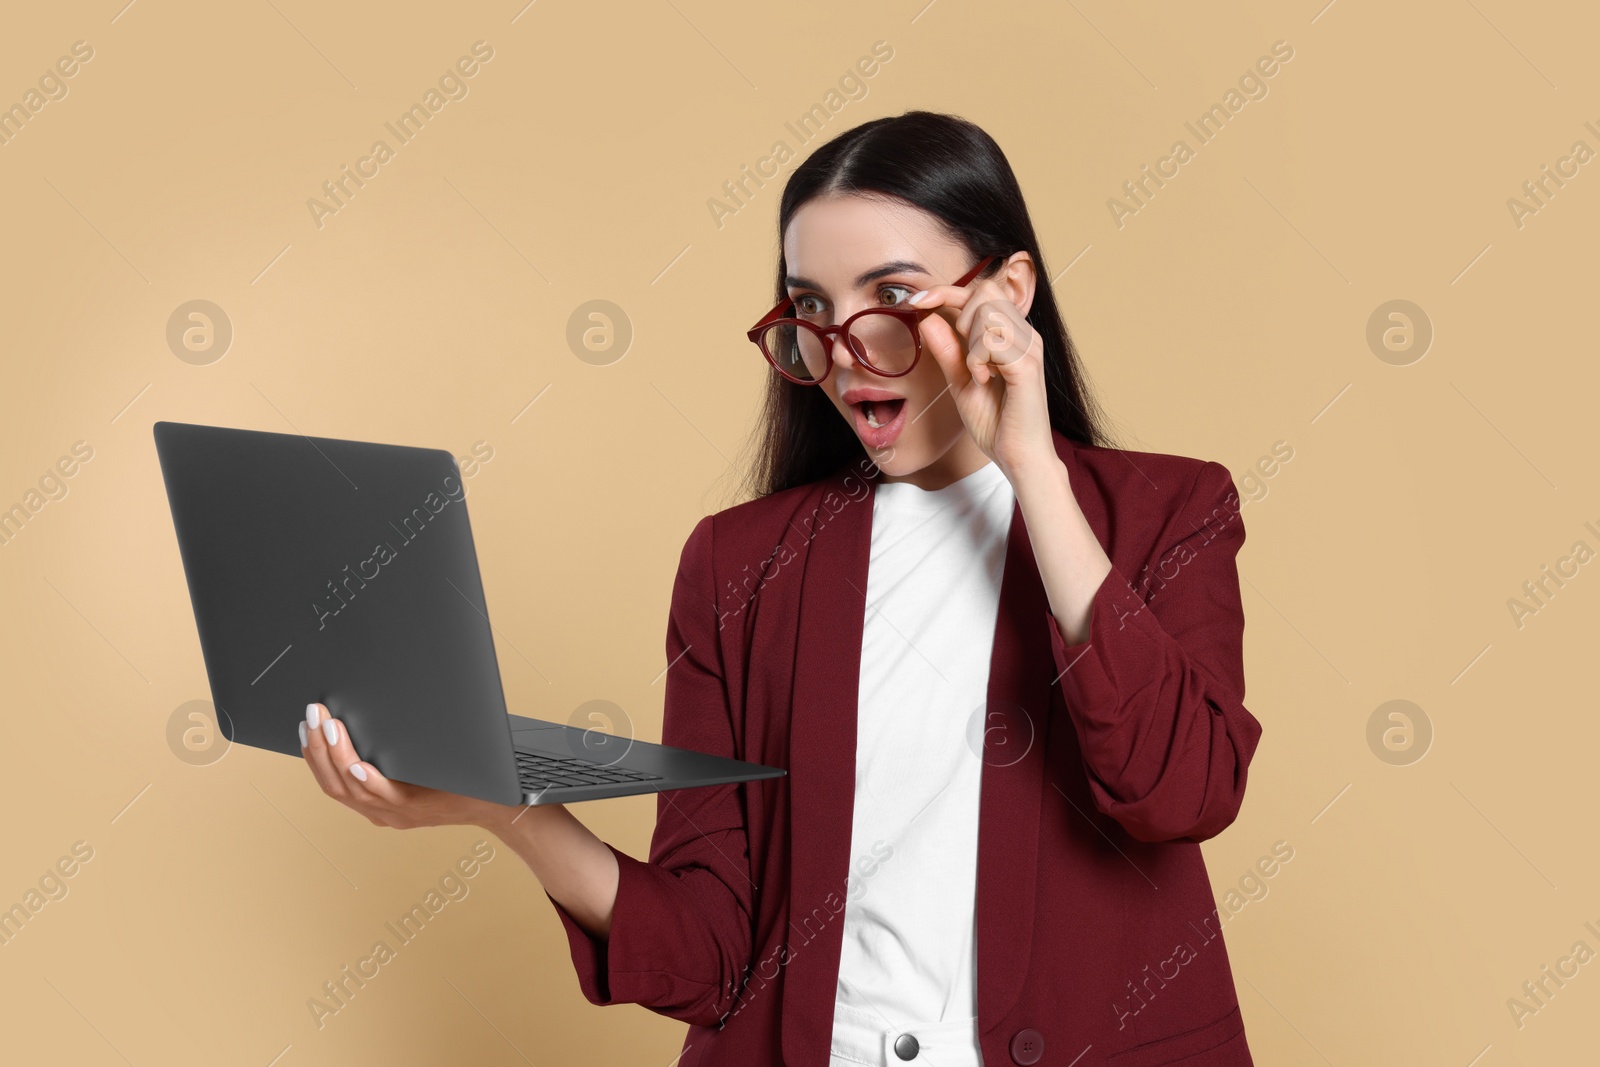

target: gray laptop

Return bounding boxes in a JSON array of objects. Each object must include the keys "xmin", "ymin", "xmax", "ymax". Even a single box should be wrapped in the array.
[{"xmin": 153, "ymin": 420, "xmax": 786, "ymax": 806}]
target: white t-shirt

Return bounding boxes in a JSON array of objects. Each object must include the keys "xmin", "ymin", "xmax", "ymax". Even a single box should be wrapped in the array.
[{"xmin": 828, "ymin": 458, "xmax": 1015, "ymax": 1067}]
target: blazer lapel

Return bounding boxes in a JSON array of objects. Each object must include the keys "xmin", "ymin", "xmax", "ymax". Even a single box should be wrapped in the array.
[
  {"xmin": 780, "ymin": 434, "xmax": 1081, "ymax": 1061},
  {"xmin": 977, "ymin": 429, "xmax": 1094, "ymax": 1026},
  {"xmin": 782, "ymin": 461, "xmax": 876, "ymax": 1065},
  {"xmin": 974, "ymin": 459, "xmax": 1054, "ymax": 1027}
]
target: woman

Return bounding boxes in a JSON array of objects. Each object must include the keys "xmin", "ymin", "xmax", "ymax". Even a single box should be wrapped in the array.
[{"xmin": 300, "ymin": 110, "xmax": 1264, "ymax": 1066}]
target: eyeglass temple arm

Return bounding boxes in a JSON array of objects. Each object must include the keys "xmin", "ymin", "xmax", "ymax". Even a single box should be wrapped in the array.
[{"xmin": 954, "ymin": 254, "xmax": 999, "ymax": 286}]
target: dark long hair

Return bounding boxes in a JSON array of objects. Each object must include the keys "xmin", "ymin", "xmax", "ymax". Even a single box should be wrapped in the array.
[{"xmin": 740, "ymin": 110, "xmax": 1117, "ymax": 500}]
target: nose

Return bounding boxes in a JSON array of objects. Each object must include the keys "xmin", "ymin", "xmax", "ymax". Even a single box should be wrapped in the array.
[
  {"xmin": 828, "ymin": 329, "xmax": 852, "ymax": 371},
  {"xmin": 828, "ymin": 328, "xmax": 862, "ymax": 376}
]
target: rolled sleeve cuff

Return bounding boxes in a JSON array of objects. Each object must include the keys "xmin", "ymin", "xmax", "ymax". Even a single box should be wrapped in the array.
[
  {"xmin": 545, "ymin": 842, "xmax": 674, "ymax": 1008},
  {"xmin": 1046, "ymin": 562, "xmax": 1165, "ymax": 729}
]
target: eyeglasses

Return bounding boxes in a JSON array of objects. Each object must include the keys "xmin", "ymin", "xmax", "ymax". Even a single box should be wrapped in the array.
[{"xmin": 746, "ymin": 254, "xmax": 999, "ymax": 385}]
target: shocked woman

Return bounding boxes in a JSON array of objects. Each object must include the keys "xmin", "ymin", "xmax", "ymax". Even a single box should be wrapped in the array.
[{"xmin": 300, "ymin": 109, "xmax": 1264, "ymax": 1067}]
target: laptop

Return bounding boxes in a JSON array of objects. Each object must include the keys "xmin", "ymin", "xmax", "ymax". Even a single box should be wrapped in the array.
[{"xmin": 153, "ymin": 419, "xmax": 786, "ymax": 807}]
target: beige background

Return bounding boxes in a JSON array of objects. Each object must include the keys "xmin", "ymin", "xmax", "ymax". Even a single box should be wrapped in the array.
[{"xmin": 1, "ymin": 0, "xmax": 1595, "ymax": 1063}]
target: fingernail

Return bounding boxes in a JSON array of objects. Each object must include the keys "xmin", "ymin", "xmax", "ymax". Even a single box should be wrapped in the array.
[
  {"xmin": 306, "ymin": 703, "xmax": 320, "ymax": 729},
  {"xmin": 907, "ymin": 290, "xmax": 929, "ymax": 305},
  {"xmin": 348, "ymin": 763, "xmax": 368, "ymax": 782},
  {"xmin": 323, "ymin": 719, "xmax": 339, "ymax": 746},
  {"xmin": 298, "ymin": 721, "xmax": 308, "ymax": 748}
]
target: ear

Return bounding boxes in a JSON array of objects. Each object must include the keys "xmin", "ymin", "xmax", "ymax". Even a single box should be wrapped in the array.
[{"xmin": 996, "ymin": 251, "xmax": 1036, "ymax": 318}]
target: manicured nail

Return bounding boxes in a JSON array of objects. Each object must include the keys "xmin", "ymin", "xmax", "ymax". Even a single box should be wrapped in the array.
[
  {"xmin": 306, "ymin": 703, "xmax": 320, "ymax": 729},
  {"xmin": 348, "ymin": 763, "xmax": 368, "ymax": 782},
  {"xmin": 907, "ymin": 290, "xmax": 929, "ymax": 305},
  {"xmin": 322, "ymin": 719, "xmax": 339, "ymax": 746},
  {"xmin": 298, "ymin": 721, "xmax": 308, "ymax": 748}
]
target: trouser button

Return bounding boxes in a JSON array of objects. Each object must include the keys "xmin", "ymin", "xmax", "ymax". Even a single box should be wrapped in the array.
[{"xmin": 893, "ymin": 1033, "xmax": 920, "ymax": 1060}]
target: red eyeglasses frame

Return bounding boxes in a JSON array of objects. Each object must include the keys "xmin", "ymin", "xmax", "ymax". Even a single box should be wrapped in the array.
[{"xmin": 745, "ymin": 254, "xmax": 1000, "ymax": 385}]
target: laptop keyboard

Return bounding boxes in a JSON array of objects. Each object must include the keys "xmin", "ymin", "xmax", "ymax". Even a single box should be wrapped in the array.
[{"xmin": 514, "ymin": 750, "xmax": 663, "ymax": 791}]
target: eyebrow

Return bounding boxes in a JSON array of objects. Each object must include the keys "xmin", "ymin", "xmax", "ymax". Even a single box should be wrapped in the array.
[{"xmin": 785, "ymin": 260, "xmax": 930, "ymax": 293}]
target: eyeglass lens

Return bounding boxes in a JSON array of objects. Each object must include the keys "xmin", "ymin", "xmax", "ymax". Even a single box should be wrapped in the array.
[{"xmin": 758, "ymin": 311, "xmax": 919, "ymax": 382}]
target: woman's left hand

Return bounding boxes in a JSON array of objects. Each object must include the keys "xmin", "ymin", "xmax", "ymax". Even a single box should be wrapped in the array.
[{"xmin": 908, "ymin": 263, "xmax": 1056, "ymax": 475}]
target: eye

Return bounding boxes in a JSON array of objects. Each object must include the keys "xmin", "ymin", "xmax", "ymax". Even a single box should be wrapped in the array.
[
  {"xmin": 878, "ymin": 285, "xmax": 918, "ymax": 307},
  {"xmin": 791, "ymin": 293, "xmax": 825, "ymax": 318}
]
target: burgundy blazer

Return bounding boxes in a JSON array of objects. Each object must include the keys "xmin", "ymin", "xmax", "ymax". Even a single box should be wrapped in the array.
[{"xmin": 547, "ymin": 426, "xmax": 1264, "ymax": 1066}]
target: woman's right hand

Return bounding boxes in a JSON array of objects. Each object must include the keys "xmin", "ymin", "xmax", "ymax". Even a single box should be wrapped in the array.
[
  {"xmin": 299, "ymin": 702, "xmax": 520, "ymax": 832},
  {"xmin": 302, "ymin": 702, "xmax": 617, "ymax": 940}
]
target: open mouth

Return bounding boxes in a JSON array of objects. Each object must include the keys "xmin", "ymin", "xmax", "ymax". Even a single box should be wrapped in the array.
[
  {"xmin": 847, "ymin": 395, "xmax": 909, "ymax": 449},
  {"xmin": 859, "ymin": 398, "xmax": 905, "ymax": 429}
]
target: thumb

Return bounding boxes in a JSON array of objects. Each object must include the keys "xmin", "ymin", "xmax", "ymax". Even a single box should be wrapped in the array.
[{"xmin": 918, "ymin": 312, "xmax": 970, "ymax": 388}]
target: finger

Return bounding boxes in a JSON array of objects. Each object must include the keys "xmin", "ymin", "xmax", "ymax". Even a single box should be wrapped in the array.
[
  {"xmin": 302, "ymin": 702, "xmax": 352, "ymax": 801},
  {"xmin": 906, "ymin": 282, "xmax": 975, "ymax": 313},
  {"xmin": 967, "ymin": 301, "xmax": 1035, "ymax": 386},
  {"xmin": 952, "ymin": 279, "xmax": 1019, "ymax": 346},
  {"xmin": 316, "ymin": 711, "xmax": 389, "ymax": 805},
  {"xmin": 909, "ymin": 267, "xmax": 1011, "ymax": 314},
  {"xmin": 342, "ymin": 757, "xmax": 411, "ymax": 808},
  {"xmin": 960, "ymin": 301, "xmax": 1001, "ymax": 385},
  {"xmin": 318, "ymin": 709, "xmax": 357, "ymax": 767},
  {"xmin": 916, "ymin": 310, "xmax": 973, "ymax": 391}
]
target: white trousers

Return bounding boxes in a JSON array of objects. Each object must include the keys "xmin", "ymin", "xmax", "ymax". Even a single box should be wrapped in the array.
[{"xmin": 828, "ymin": 999, "xmax": 984, "ymax": 1067}]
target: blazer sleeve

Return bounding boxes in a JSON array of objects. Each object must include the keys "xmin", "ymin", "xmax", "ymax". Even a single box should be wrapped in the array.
[
  {"xmin": 545, "ymin": 513, "xmax": 756, "ymax": 1027},
  {"xmin": 1047, "ymin": 460, "xmax": 1264, "ymax": 844}
]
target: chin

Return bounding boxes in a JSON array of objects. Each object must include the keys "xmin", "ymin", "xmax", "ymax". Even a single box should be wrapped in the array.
[{"xmin": 860, "ymin": 439, "xmax": 926, "ymax": 478}]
